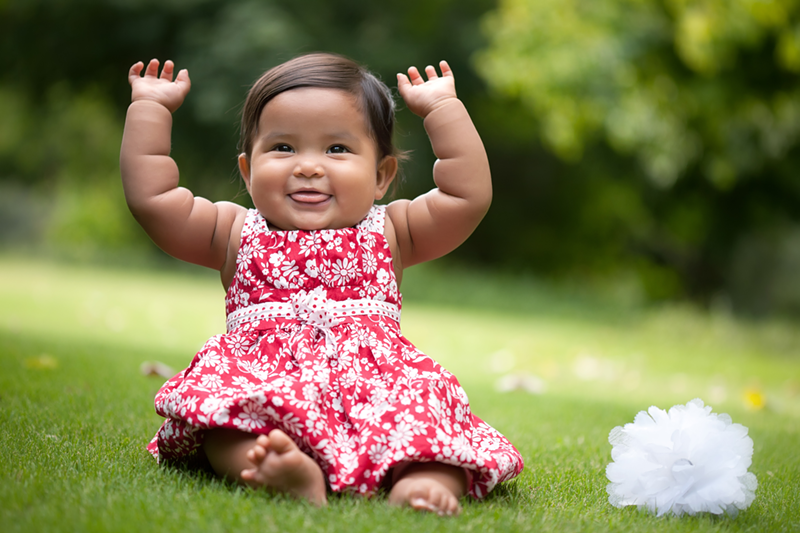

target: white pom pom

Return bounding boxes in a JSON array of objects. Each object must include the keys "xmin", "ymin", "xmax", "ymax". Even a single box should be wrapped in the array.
[{"xmin": 606, "ymin": 398, "xmax": 757, "ymax": 517}]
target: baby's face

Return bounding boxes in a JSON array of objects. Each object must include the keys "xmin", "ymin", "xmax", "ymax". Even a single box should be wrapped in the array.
[{"xmin": 239, "ymin": 87, "xmax": 395, "ymax": 231}]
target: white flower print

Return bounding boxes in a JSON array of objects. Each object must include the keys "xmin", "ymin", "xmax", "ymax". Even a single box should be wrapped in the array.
[
  {"xmin": 302, "ymin": 383, "xmax": 320, "ymax": 403},
  {"xmin": 330, "ymin": 257, "xmax": 357, "ymax": 286},
  {"xmin": 368, "ymin": 443, "xmax": 390, "ymax": 465},
  {"xmin": 300, "ymin": 366, "xmax": 316, "ymax": 383},
  {"xmin": 450, "ymin": 432, "xmax": 476, "ymax": 463},
  {"xmin": 376, "ymin": 268, "xmax": 389, "ymax": 285},
  {"xmin": 387, "ymin": 420, "xmax": 415, "ymax": 450},
  {"xmin": 279, "ymin": 412, "xmax": 302, "ymax": 436},
  {"xmin": 200, "ymin": 351, "xmax": 231, "ymax": 375},
  {"xmin": 305, "ymin": 409, "xmax": 326, "ymax": 437},
  {"xmin": 305, "ymin": 260, "xmax": 319, "ymax": 278},
  {"xmin": 279, "ymin": 259, "xmax": 301, "ymax": 282},
  {"xmin": 237, "ymin": 358, "xmax": 269, "ymax": 380},
  {"xmin": 339, "ymin": 368, "xmax": 358, "ymax": 389},
  {"xmin": 362, "ymin": 252, "xmax": 377, "ymax": 274},
  {"xmin": 237, "ymin": 242, "xmax": 255, "ymax": 271},
  {"xmin": 225, "ymin": 335, "xmax": 249, "ymax": 358},
  {"xmin": 230, "ymin": 375, "xmax": 259, "ymax": 393},
  {"xmin": 199, "ymin": 374, "xmax": 223, "ymax": 390},
  {"xmin": 269, "ymin": 251, "xmax": 286, "ymax": 266},
  {"xmin": 179, "ymin": 395, "xmax": 199, "ymax": 416},
  {"xmin": 200, "ymin": 395, "xmax": 230, "ymax": 415},
  {"xmin": 355, "ymin": 328, "xmax": 377, "ymax": 348},
  {"xmin": 235, "ymin": 400, "xmax": 271, "ymax": 430},
  {"xmin": 257, "ymin": 289, "xmax": 274, "ymax": 302},
  {"xmin": 237, "ymin": 290, "xmax": 251, "ymax": 308},
  {"xmin": 400, "ymin": 385, "xmax": 424, "ymax": 406},
  {"xmin": 299, "ymin": 233, "xmax": 322, "ymax": 256},
  {"xmin": 361, "ymin": 230, "xmax": 377, "ymax": 249}
]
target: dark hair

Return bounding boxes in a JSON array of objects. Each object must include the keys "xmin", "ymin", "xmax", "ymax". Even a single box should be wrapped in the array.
[{"xmin": 239, "ymin": 53, "xmax": 399, "ymax": 162}]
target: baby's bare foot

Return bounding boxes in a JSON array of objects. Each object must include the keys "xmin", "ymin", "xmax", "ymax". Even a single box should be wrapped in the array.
[
  {"xmin": 241, "ymin": 429, "xmax": 327, "ymax": 506},
  {"xmin": 388, "ymin": 464, "xmax": 465, "ymax": 516}
]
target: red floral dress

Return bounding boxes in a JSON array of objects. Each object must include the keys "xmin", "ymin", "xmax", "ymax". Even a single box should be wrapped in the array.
[{"xmin": 148, "ymin": 206, "xmax": 523, "ymax": 497}]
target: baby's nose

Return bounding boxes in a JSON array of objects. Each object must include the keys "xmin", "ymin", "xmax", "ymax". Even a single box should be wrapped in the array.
[{"xmin": 294, "ymin": 156, "xmax": 325, "ymax": 178}]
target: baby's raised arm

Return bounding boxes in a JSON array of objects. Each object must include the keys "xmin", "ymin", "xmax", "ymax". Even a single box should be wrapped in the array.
[
  {"xmin": 388, "ymin": 61, "xmax": 491, "ymax": 270},
  {"xmin": 120, "ymin": 59, "xmax": 244, "ymax": 278}
]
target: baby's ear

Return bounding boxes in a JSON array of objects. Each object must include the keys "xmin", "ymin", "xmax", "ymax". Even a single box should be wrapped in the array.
[
  {"xmin": 374, "ymin": 156, "xmax": 398, "ymax": 200},
  {"xmin": 238, "ymin": 153, "xmax": 252, "ymax": 192}
]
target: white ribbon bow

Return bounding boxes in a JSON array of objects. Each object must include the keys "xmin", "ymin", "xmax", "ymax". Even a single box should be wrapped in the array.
[{"xmin": 290, "ymin": 287, "xmax": 342, "ymax": 356}]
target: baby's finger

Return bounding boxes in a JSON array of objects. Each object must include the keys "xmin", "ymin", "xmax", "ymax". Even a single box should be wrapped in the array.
[
  {"xmin": 439, "ymin": 60, "xmax": 454, "ymax": 77},
  {"xmin": 175, "ymin": 68, "xmax": 191, "ymax": 87},
  {"xmin": 144, "ymin": 58, "xmax": 160, "ymax": 78},
  {"xmin": 160, "ymin": 60, "xmax": 175, "ymax": 81},
  {"xmin": 397, "ymin": 73, "xmax": 412, "ymax": 91},
  {"xmin": 424, "ymin": 65, "xmax": 439, "ymax": 81},
  {"xmin": 407, "ymin": 66, "xmax": 424, "ymax": 86},
  {"xmin": 128, "ymin": 61, "xmax": 144, "ymax": 85}
]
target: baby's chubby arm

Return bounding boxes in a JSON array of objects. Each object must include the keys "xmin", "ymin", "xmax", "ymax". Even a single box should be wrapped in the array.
[
  {"xmin": 120, "ymin": 59, "xmax": 244, "ymax": 275},
  {"xmin": 387, "ymin": 61, "xmax": 491, "ymax": 269}
]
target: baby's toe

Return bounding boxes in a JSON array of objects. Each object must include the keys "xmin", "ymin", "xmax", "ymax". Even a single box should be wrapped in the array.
[
  {"xmin": 246, "ymin": 443, "xmax": 267, "ymax": 464},
  {"xmin": 267, "ymin": 429, "xmax": 294, "ymax": 453},
  {"xmin": 240, "ymin": 467, "xmax": 261, "ymax": 483},
  {"xmin": 444, "ymin": 495, "xmax": 461, "ymax": 516},
  {"xmin": 429, "ymin": 490, "xmax": 451, "ymax": 515},
  {"xmin": 410, "ymin": 496, "xmax": 437, "ymax": 512}
]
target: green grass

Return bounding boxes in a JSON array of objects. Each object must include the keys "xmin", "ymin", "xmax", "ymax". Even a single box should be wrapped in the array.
[{"xmin": 1, "ymin": 255, "xmax": 798, "ymax": 532}]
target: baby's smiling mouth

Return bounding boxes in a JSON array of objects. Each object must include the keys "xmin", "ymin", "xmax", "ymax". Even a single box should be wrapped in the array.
[{"xmin": 289, "ymin": 191, "xmax": 331, "ymax": 204}]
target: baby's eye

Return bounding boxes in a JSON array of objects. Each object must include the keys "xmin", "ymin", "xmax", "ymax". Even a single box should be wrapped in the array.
[
  {"xmin": 271, "ymin": 144, "xmax": 294, "ymax": 153},
  {"xmin": 327, "ymin": 145, "xmax": 350, "ymax": 154}
]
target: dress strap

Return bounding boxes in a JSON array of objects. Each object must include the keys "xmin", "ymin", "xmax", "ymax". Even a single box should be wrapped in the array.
[
  {"xmin": 358, "ymin": 205, "xmax": 386, "ymax": 233},
  {"xmin": 241, "ymin": 209, "xmax": 269, "ymax": 241},
  {"xmin": 226, "ymin": 287, "xmax": 401, "ymax": 332}
]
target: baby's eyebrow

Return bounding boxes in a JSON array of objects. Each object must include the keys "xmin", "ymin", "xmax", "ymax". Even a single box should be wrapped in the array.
[
  {"xmin": 258, "ymin": 131, "xmax": 362, "ymax": 143},
  {"xmin": 260, "ymin": 131, "xmax": 292, "ymax": 140},
  {"xmin": 324, "ymin": 131, "xmax": 361, "ymax": 142}
]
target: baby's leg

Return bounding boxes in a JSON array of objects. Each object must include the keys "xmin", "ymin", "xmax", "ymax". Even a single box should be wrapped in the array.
[
  {"xmin": 203, "ymin": 428, "xmax": 327, "ymax": 506},
  {"xmin": 388, "ymin": 462, "xmax": 467, "ymax": 516}
]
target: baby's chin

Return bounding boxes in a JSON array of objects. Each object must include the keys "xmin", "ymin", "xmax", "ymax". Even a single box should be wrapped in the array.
[{"xmin": 260, "ymin": 211, "xmax": 369, "ymax": 232}]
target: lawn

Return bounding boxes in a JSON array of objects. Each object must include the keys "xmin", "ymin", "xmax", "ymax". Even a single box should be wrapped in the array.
[{"xmin": 1, "ymin": 255, "xmax": 798, "ymax": 532}]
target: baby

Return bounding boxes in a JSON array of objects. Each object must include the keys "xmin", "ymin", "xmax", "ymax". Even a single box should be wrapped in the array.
[{"xmin": 121, "ymin": 53, "xmax": 523, "ymax": 515}]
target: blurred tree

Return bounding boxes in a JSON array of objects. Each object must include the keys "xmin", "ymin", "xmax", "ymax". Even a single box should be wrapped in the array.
[
  {"xmin": 0, "ymin": 0, "xmax": 495, "ymax": 253},
  {"xmin": 2, "ymin": 0, "xmax": 800, "ymax": 315},
  {"xmin": 477, "ymin": 0, "xmax": 800, "ymax": 311}
]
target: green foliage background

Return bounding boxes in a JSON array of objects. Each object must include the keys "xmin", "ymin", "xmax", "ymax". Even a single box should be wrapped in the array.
[{"xmin": 1, "ymin": 0, "xmax": 800, "ymax": 316}]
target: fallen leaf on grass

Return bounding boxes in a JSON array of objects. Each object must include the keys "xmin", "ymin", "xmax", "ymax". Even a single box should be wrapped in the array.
[
  {"xmin": 140, "ymin": 361, "xmax": 175, "ymax": 379},
  {"xmin": 24, "ymin": 354, "xmax": 58, "ymax": 370},
  {"xmin": 495, "ymin": 373, "xmax": 546, "ymax": 394}
]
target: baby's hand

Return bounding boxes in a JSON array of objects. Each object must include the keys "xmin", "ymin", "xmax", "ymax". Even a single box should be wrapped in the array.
[
  {"xmin": 397, "ymin": 61, "xmax": 457, "ymax": 118},
  {"xmin": 128, "ymin": 59, "xmax": 191, "ymax": 113}
]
